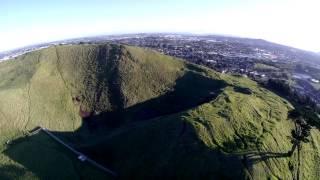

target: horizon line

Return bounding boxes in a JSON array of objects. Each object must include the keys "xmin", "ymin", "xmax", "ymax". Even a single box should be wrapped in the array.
[{"xmin": 0, "ymin": 32, "xmax": 317, "ymax": 54}]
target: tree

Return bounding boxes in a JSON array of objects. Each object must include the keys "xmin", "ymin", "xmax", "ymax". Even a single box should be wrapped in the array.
[{"xmin": 288, "ymin": 110, "xmax": 312, "ymax": 180}]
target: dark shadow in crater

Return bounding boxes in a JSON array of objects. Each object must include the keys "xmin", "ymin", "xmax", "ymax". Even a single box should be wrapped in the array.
[
  {"xmin": 3, "ymin": 70, "xmax": 270, "ymax": 179},
  {"xmin": 81, "ymin": 70, "xmax": 227, "ymax": 130}
]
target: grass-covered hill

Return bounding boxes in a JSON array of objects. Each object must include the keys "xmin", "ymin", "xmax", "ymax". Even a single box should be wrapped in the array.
[{"xmin": 0, "ymin": 43, "xmax": 319, "ymax": 179}]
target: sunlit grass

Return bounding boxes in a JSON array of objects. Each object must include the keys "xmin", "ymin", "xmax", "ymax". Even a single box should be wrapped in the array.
[{"xmin": 0, "ymin": 44, "xmax": 319, "ymax": 179}]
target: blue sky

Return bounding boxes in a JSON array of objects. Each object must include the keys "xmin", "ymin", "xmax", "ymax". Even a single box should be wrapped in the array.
[{"xmin": 0, "ymin": 0, "xmax": 319, "ymax": 52}]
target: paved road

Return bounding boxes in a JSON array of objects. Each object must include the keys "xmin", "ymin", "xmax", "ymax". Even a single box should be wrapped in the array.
[{"xmin": 31, "ymin": 127, "xmax": 117, "ymax": 177}]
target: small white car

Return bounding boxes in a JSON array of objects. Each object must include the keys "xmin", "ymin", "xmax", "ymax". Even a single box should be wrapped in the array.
[{"xmin": 78, "ymin": 155, "xmax": 87, "ymax": 162}]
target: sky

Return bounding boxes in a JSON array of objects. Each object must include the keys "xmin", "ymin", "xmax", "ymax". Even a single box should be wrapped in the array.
[{"xmin": 0, "ymin": 0, "xmax": 319, "ymax": 52}]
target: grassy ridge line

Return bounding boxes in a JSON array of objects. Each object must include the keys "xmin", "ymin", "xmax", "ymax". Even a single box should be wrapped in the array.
[
  {"xmin": 81, "ymin": 66, "xmax": 320, "ymax": 179},
  {"xmin": 0, "ymin": 44, "xmax": 192, "ymax": 179},
  {"xmin": 0, "ymin": 46, "xmax": 101, "ymax": 179},
  {"xmin": 55, "ymin": 46, "xmax": 77, "ymax": 130}
]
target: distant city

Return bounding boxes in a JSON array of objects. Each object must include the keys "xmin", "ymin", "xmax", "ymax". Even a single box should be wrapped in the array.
[{"xmin": 1, "ymin": 33, "xmax": 320, "ymax": 106}]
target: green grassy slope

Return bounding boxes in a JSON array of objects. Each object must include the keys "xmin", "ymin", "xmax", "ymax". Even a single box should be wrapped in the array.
[
  {"xmin": 254, "ymin": 63, "xmax": 279, "ymax": 71},
  {"xmin": 83, "ymin": 70, "xmax": 320, "ymax": 179},
  {"xmin": 1, "ymin": 132, "xmax": 111, "ymax": 180},
  {"xmin": 0, "ymin": 44, "xmax": 319, "ymax": 179}
]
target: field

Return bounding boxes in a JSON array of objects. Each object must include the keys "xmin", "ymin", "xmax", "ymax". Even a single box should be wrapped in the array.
[
  {"xmin": 254, "ymin": 63, "xmax": 279, "ymax": 71},
  {"xmin": 0, "ymin": 44, "xmax": 319, "ymax": 179}
]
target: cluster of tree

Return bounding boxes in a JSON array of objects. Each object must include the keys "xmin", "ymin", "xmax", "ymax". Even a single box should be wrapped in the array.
[
  {"xmin": 296, "ymin": 64, "xmax": 320, "ymax": 81},
  {"xmin": 265, "ymin": 78, "xmax": 292, "ymax": 95},
  {"xmin": 265, "ymin": 78, "xmax": 320, "ymax": 156},
  {"xmin": 287, "ymin": 107, "xmax": 314, "ymax": 180},
  {"xmin": 265, "ymin": 78, "xmax": 320, "ymax": 113},
  {"xmin": 271, "ymin": 71, "xmax": 291, "ymax": 79},
  {"xmin": 288, "ymin": 109, "xmax": 312, "ymax": 155},
  {"xmin": 256, "ymin": 74, "xmax": 319, "ymax": 180}
]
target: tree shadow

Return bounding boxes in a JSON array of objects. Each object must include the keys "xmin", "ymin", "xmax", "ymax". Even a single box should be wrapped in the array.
[{"xmin": 236, "ymin": 150, "xmax": 290, "ymax": 165}]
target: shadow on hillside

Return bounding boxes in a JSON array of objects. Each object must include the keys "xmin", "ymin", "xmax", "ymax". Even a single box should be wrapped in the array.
[
  {"xmin": 2, "ymin": 70, "xmax": 230, "ymax": 179},
  {"xmin": 2, "ymin": 71, "xmax": 293, "ymax": 179},
  {"xmin": 80, "ymin": 70, "xmax": 228, "ymax": 130},
  {"xmin": 2, "ymin": 125, "xmax": 292, "ymax": 180},
  {"xmin": 74, "ymin": 115, "xmax": 250, "ymax": 179},
  {"xmin": 2, "ymin": 132, "xmax": 113, "ymax": 179},
  {"xmin": 2, "ymin": 116, "xmax": 252, "ymax": 179},
  {"xmin": 0, "ymin": 165, "xmax": 30, "ymax": 180}
]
